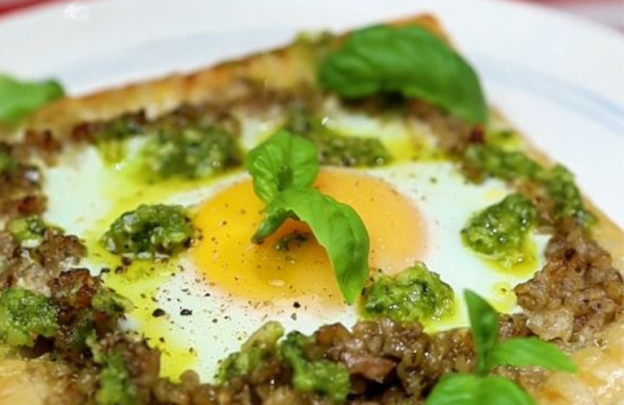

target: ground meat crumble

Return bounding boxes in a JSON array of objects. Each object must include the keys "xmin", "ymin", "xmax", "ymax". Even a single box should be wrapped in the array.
[{"xmin": 516, "ymin": 221, "xmax": 624, "ymax": 345}]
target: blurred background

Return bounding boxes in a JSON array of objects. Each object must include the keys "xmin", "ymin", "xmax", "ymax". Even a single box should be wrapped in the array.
[
  {"xmin": 524, "ymin": 0, "xmax": 623, "ymax": 29},
  {"xmin": 0, "ymin": 0, "xmax": 623, "ymax": 30}
]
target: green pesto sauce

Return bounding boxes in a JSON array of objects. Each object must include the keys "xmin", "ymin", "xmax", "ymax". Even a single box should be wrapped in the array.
[
  {"xmin": 464, "ymin": 144, "xmax": 594, "ymax": 228},
  {"xmin": 216, "ymin": 323, "xmax": 350, "ymax": 402},
  {"xmin": 464, "ymin": 144, "xmax": 539, "ymax": 181},
  {"xmin": 95, "ymin": 351, "xmax": 140, "ymax": 405},
  {"xmin": 215, "ymin": 321, "xmax": 284, "ymax": 384},
  {"xmin": 360, "ymin": 262, "xmax": 455, "ymax": 323},
  {"xmin": 94, "ymin": 112, "xmax": 146, "ymax": 162},
  {"xmin": 92, "ymin": 289, "xmax": 134, "ymax": 317},
  {"xmin": 7, "ymin": 216, "xmax": 48, "ymax": 248},
  {"xmin": 0, "ymin": 288, "xmax": 58, "ymax": 348},
  {"xmin": 280, "ymin": 331, "xmax": 351, "ymax": 403},
  {"xmin": 538, "ymin": 165, "xmax": 595, "ymax": 227},
  {"xmin": 0, "ymin": 149, "xmax": 16, "ymax": 174},
  {"xmin": 141, "ymin": 126, "xmax": 241, "ymax": 180},
  {"xmin": 285, "ymin": 107, "xmax": 391, "ymax": 167},
  {"xmin": 100, "ymin": 204, "xmax": 194, "ymax": 260},
  {"xmin": 93, "ymin": 111, "xmax": 241, "ymax": 181},
  {"xmin": 96, "ymin": 113, "xmax": 145, "ymax": 142},
  {"xmin": 485, "ymin": 129, "xmax": 521, "ymax": 149},
  {"xmin": 462, "ymin": 193, "xmax": 537, "ymax": 270}
]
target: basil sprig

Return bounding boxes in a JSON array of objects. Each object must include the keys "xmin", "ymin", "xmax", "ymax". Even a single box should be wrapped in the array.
[
  {"xmin": 319, "ymin": 25, "xmax": 487, "ymax": 125},
  {"xmin": 425, "ymin": 290, "xmax": 576, "ymax": 405},
  {"xmin": 245, "ymin": 130, "xmax": 319, "ymax": 203},
  {"xmin": 253, "ymin": 188, "xmax": 370, "ymax": 303},
  {"xmin": 246, "ymin": 130, "xmax": 370, "ymax": 304},
  {"xmin": 0, "ymin": 74, "xmax": 64, "ymax": 125}
]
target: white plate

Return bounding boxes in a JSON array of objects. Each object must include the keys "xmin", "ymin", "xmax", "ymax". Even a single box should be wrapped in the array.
[{"xmin": 1, "ymin": 0, "xmax": 623, "ymax": 227}]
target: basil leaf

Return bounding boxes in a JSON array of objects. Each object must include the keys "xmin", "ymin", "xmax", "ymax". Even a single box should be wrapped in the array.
[
  {"xmin": 319, "ymin": 25, "xmax": 487, "ymax": 124},
  {"xmin": 0, "ymin": 74, "xmax": 64, "ymax": 125},
  {"xmin": 424, "ymin": 373, "xmax": 480, "ymax": 405},
  {"xmin": 425, "ymin": 374, "xmax": 536, "ymax": 405},
  {"xmin": 464, "ymin": 290, "xmax": 499, "ymax": 375},
  {"xmin": 478, "ymin": 376, "xmax": 536, "ymax": 405},
  {"xmin": 489, "ymin": 337, "xmax": 577, "ymax": 373},
  {"xmin": 253, "ymin": 188, "xmax": 369, "ymax": 304},
  {"xmin": 245, "ymin": 130, "xmax": 319, "ymax": 204}
]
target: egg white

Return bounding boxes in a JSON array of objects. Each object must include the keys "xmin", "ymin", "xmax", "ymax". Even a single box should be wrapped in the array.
[{"xmin": 41, "ymin": 110, "xmax": 548, "ymax": 381}]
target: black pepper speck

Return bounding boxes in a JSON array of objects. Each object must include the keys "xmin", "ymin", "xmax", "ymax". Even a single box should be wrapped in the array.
[{"xmin": 152, "ymin": 308, "xmax": 166, "ymax": 317}]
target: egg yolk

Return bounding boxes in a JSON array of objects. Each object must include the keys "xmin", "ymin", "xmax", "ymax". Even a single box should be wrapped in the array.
[{"xmin": 191, "ymin": 169, "xmax": 426, "ymax": 306}]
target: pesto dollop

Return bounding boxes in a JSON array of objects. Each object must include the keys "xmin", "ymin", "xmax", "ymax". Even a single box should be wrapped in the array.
[
  {"xmin": 538, "ymin": 165, "xmax": 595, "ymax": 227},
  {"xmin": 280, "ymin": 331, "xmax": 351, "ymax": 403},
  {"xmin": 7, "ymin": 216, "xmax": 48, "ymax": 248},
  {"xmin": 142, "ymin": 126, "xmax": 241, "ymax": 180},
  {"xmin": 360, "ymin": 262, "xmax": 454, "ymax": 323},
  {"xmin": 216, "ymin": 321, "xmax": 284, "ymax": 384},
  {"xmin": 0, "ymin": 287, "xmax": 58, "ymax": 348},
  {"xmin": 92, "ymin": 112, "xmax": 147, "ymax": 162},
  {"xmin": 285, "ymin": 107, "xmax": 390, "ymax": 167},
  {"xmin": 95, "ymin": 350, "xmax": 140, "ymax": 405},
  {"xmin": 462, "ymin": 193, "xmax": 537, "ymax": 268},
  {"xmin": 94, "ymin": 112, "xmax": 146, "ymax": 143},
  {"xmin": 0, "ymin": 149, "xmax": 16, "ymax": 174},
  {"xmin": 464, "ymin": 144, "xmax": 539, "ymax": 181},
  {"xmin": 464, "ymin": 144, "xmax": 594, "ymax": 228},
  {"xmin": 92, "ymin": 289, "xmax": 134, "ymax": 317},
  {"xmin": 100, "ymin": 204, "xmax": 194, "ymax": 260},
  {"xmin": 216, "ymin": 322, "xmax": 351, "ymax": 402},
  {"xmin": 91, "ymin": 108, "xmax": 241, "ymax": 180}
]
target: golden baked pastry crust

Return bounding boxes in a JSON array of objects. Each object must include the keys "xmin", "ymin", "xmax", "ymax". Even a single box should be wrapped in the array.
[{"xmin": 1, "ymin": 14, "xmax": 622, "ymax": 405}]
